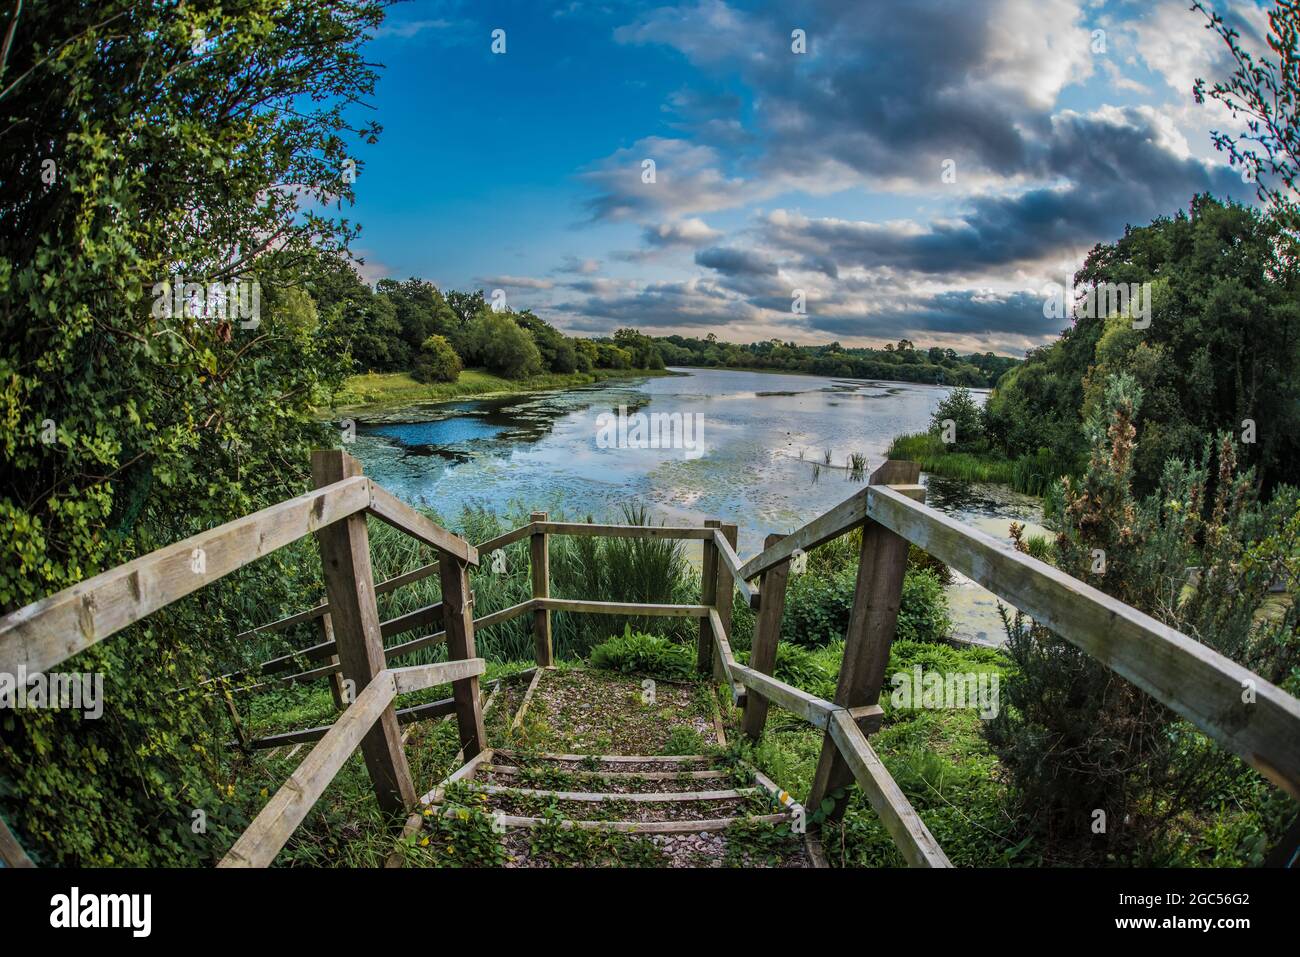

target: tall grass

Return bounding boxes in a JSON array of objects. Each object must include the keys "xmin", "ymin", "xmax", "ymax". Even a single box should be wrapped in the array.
[
  {"xmin": 366, "ymin": 503, "xmax": 694, "ymax": 666},
  {"xmin": 888, "ymin": 432, "xmax": 1073, "ymax": 496}
]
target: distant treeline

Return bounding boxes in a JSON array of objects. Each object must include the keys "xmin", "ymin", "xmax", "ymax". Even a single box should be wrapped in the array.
[
  {"xmin": 651, "ymin": 334, "xmax": 1018, "ymax": 388},
  {"xmin": 312, "ymin": 255, "xmax": 664, "ymax": 382},
  {"xmin": 312, "ymin": 255, "xmax": 1019, "ymax": 389}
]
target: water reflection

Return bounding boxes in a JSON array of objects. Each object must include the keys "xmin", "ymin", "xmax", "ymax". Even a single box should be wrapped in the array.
[{"xmin": 345, "ymin": 368, "xmax": 1045, "ymax": 647}]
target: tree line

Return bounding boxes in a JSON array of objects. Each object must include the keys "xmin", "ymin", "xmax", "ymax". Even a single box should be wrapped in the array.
[
  {"xmin": 653, "ymin": 334, "xmax": 1016, "ymax": 387},
  {"xmin": 309, "ymin": 255, "xmax": 665, "ymax": 383}
]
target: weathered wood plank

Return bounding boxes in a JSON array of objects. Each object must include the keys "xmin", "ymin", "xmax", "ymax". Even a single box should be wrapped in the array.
[
  {"xmin": 712, "ymin": 522, "xmax": 739, "ymax": 682},
  {"xmin": 0, "ymin": 476, "xmax": 371, "ymax": 676},
  {"xmin": 220, "ymin": 673, "xmax": 397, "ymax": 867},
  {"xmin": 530, "ymin": 511, "xmax": 552, "ymax": 666},
  {"xmin": 713, "ymin": 528, "xmax": 759, "ymax": 609},
  {"xmin": 492, "ymin": 749, "xmax": 709, "ymax": 764},
  {"xmin": 697, "ymin": 519, "xmax": 721, "ymax": 674},
  {"xmin": 367, "ymin": 485, "xmax": 479, "ymax": 567},
  {"xmin": 511, "ymin": 667, "xmax": 546, "ymax": 732},
  {"xmin": 739, "ymin": 489, "xmax": 869, "ymax": 582},
  {"xmin": 867, "ymin": 482, "xmax": 1300, "ymax": 798},
  {"xmin": 0, "ymin": 815, "xmax": 34, "ymax": 868},
  {"xmin": 311, "ymin": 451, "xmax": 416, "ymax": 816},
  {"xmin": 484, "ymin": 813, "xmax": 789, "ymax": 833},
  {"xmin": 808, "ymin": 462, "xmax": 921, "ymax": 818},
  {"xmin": 535, "ymin": 597, "xmax": 709, "ymax": 618},
  {"xmin": 390, "ymin": 658, "xmax": 485, "ymax": 696},
  {"xmin": 743, "ymin": 531, "xmax": 792, "ymax": 739},
  {"xmin": 489, "ymin": 765, "xmax": 730, "ymax": 781},
  {"xmin": 420, "ymin": 748, "xmax": 496, "ymax": 805},
  {"xmin": 828, "ymin": 710, "xmax": 952, "ymax": 868},
  {"xmin": 708, "ymin": 608, "xmax": 746, "ymax": 704},
  {"xmin": 531, "ymin": 521, "xmax": 713, "ymax": 540},
  {"xmin": 452, "ymin": 783, "xmax": 758, "ymax": 803},
  {"xmin": 439, "ymin": 555, "xmax": 487, "ymax": 761},
  {"xmin": 730, "ymin": 662, "xmax": 840, "ymax": 729}
]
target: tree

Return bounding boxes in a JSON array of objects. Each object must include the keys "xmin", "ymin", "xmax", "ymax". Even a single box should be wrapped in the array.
[
  {"xmin": 375, "ymin": 278, "xmax": 458, "ymax": 355},
  {"xmin": 412, "ymin": 335, "xmax": 462, "ymax": 383},
  {"xmin": 929, "ymin": 387, "xmax": 986, "ymax": 452},
  {"xmin": 1194, "ymin": 2, "xmax": 1300, "ymax": 228},
  {"xmin": 462, "ymin": 310, "xmax": 542, "ymax": 378},
  {"xmin": 0, "ymin": 0, "xmax": 382, "ymax": 864},
  {"xmin": 985, "ymin": 196, "xmax": 1300, "ymax": 493}
]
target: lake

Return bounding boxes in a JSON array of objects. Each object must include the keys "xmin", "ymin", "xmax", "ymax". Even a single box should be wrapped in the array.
[{"xmin": 345, "ymin": 367, "xmax": 1048, "ymax": 646}]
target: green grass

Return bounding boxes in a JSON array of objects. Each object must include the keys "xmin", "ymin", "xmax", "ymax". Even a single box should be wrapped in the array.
[
  {"xmin": 331, "ymin": 367, "xmax": 668, "ymax": 412},
  {"xmin": 887, "ymin": 432, "xmax": 1018, "ymax": 485}
]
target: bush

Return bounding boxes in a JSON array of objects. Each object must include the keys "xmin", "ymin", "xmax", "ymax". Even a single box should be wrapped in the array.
[
  {"xmin": 411, "ymin": 334, "xmax": 462, "ymax": 383},
  {"xmin": 929, "ymin": 386, "xmax": 986, "ymax": 452},
  {"xmin": 462, "ymin": 310, "xmax": 542, "ymax": 378},
  {"xmin": 896, "ymin": 568, "xmax": 952, "ymax": 643},
  {"xmin": 986, "ymin": 373, "xmax": 1300, "ymax": 863},
  {"xmin": 781, "ymin": 565, "xmax": 951, "ymax": 647},
  {"xmin": 588, "ymin": 625, "xmax": 695, "ymax": 680}
]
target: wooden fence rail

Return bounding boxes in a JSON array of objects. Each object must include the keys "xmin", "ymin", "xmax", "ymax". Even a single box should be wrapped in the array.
[{"xmin": 5, "ymin": 453, "xmax": 1298, "ymax": 870}]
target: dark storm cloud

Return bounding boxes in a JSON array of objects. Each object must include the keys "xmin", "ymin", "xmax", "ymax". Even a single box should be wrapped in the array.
[
  {"xmin": 761, "ymin": 108, "xmax": 1252, "ymax": 274},
  {"xmin": 695, "ymin": 245, "xmax": 779, "ymax": 276}
]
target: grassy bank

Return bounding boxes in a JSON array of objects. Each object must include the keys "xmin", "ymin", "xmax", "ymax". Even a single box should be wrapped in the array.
[
  {"xmin": 332, "ymin": 367, "xmax": 671, "ymax": 414},
  {"xmin": 888, "ymin": 432, "xmax": 1064, "ymax": 501}
]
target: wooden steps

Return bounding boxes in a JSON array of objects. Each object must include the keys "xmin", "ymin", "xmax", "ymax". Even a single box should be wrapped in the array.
[{"xmin": 460, "ymin": 782, "xmax": 760, "ymax": 803}]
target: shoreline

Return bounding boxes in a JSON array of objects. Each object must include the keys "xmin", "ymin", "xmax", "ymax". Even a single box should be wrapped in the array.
[{"xmin": 328, "ymin": 367, "xmax": 674, "ymax": 418}]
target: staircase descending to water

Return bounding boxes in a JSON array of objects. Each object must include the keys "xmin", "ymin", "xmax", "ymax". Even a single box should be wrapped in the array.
[{"xmin": 2, "ymin": 449, "xmax": 1298, "ymax": 868}]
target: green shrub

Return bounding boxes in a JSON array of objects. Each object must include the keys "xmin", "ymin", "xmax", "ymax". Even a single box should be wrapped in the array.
[
  {"xmin": 987, "ymin": 374, "xmax": 1300, "ymax": 864},
  {"xmin": 896, "ymin": 568, "xmax": 951, "ymax": 643},
  {"xmin": 588, "ymin": 625, "xmax": 694, "ymax": 680},
  {"xmin": 411, "ymin": 334, "xmax": 462, "ymax": 383},
  {"xmin": 929, "ymin": 387, "xmax": 986, "ymax": 452},
  {"xmin": 781, "ymin": 565, "xmax": 951, "ymax": 647},
  {"xmin": 461, "ymin": 310, "xmax": 542, "ymax": 378},
  {"xmin": 662, "ymin": 726, "xmax": 705, "ymax": 756}
]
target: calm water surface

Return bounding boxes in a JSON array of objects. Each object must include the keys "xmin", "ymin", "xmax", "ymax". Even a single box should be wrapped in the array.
[{"xmin": 347, "ymin": 368, "xmax": 1048, "ymax": 646}]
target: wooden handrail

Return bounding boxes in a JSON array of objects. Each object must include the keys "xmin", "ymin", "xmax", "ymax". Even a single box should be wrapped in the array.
[
  {"xmin": 534, "ymin": 597, "xmax": 710, "ymax": 617},
  {"xmin": 390, "ymin": 658, "xmax": 485, "ymax": 695},
  {"xmin": 531, "ymin": 521, "xmax": 713, "ymax": 540},
  {"xmin": 712, "ymin": 529, "xmax": 760, "ymax": 608},
  {"xmin": 367, "ymin": 485, "xmax": 479, "ymax": 566},
  {"xmin": 828, "ymin": 711, "xmax": 952, "ymax": 868},
  {"xmin": 220, "ymin": 671, "xmax": 398, "ymax": 867},
  {"xmin": 230, "ymin": 600, "xmax": 535, "ymax": 695},
  {"xmin": 738, "ymin": 488, "xmax": 870, "ymax": 581},
  {"xmin": 0, "ymin": 476, "xmax": 372, "ymax": 676},
  {"xmin": 865, "ymin": 483, "xmax": 1300, "ymax": 798}
]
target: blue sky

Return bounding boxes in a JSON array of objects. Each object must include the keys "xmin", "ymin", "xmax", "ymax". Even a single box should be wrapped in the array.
[{"xmin": 345, "ymin": 0, "xmax": 1269, "ymax": 355}]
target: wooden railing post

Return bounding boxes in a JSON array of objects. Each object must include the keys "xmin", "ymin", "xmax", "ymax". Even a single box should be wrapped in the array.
[
  {"xmin": 319, "ymin": 613, "xmax": 348, "ymax": 710},
  {"xmin": 807, "ymin": 461, "xmax": 922, "ymax": 822},
  {"xmin": 742, "ymin": 532, "xmax": 791, "ymax": 740},
  {"xmin": 711, "ymin": 523, "xmax": 738, "ymax": 681},
  {"xmin": 439, "ymin": 552, "xmax": 488, "ymax": 759},
  {"xmin": 697, "ymin": 518, "xmax": 721, "ymax": 674},
  {"xmin": 529, "ymin": 511, "xmax": 552, "ymax": 666},
  {"xmin": 310, "ymin": 450, "xmax": 416, "ymax": 817}
]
